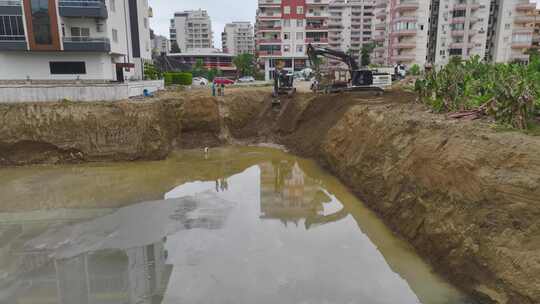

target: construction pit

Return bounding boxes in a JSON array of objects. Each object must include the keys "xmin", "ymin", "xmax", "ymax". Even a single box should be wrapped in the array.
[{"xmin": 0, "ymin": 87, "xmax": 539, "ymax": 304}]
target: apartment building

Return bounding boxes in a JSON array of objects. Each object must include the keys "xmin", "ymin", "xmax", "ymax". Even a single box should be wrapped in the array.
[
  {"xmin": 170, "ymin": 9, "xmax": 213, "ymax": 53},
  {"xmin": 152, "ymin": 33, "xmax": 170, "ymax": 56},
  {"xmin": 256, "ymin": 0, "xmax": 330, "ymax": 80},
  {"xmin": 372, "ymin": 0, "xmax": 432, "ymax": 67},
  {"xmin": 222, "ymin": 22, "xmax": 255, "ymax": 55},
  {"xmin": 372, "ymin": 0, "xmax": 539, "ymax": 68},
  {"xmin": 488, "ymin": 0, "xmax": 537, "ymax": 63},
  {"xmin": 328, "ymin": 0, "xmax": 375, "ymax": 67},
  {"xmin": 0, "ymin": 0, "xmax": 152, "ymax": 81}
]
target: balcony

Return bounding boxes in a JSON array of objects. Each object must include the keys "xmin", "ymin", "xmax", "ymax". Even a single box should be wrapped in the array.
[
  {"xmin": 258, "ymin": 0, "xmax": 281, "ymax": 7},
  {"xmin": 511, "ymin": 53, "xmax": 530, "ymax": 61},
  {"xmin": 514, "ymin": 15, "xmax": 537, "ymax": 24},
  {"xmin": 59, "ymin": 0, "xmax": 108, "ymax": 18},
  {"xmin": 511, "ymin": 41, "xmax": 533, "ymax": 49},
  {"xmin": 375, "ymin": 23, "xmax": 386, "ymax": 30},
  {"xmin": 453, "ymin": 3, "xmax": 481, "ymax": 10},
  {"xmin": 257, "ymin": 38, "xmax": 282, "ymax": 44},
  {"xmin": 373, "ymin": 46, "xmax": 386, "ymax": 52},
  {"xmin": 516, "ymin": 3, "xmax": 536, "ymax": 12},
  {"xmin": 376, "ymin": 12, "xmax": 387, "ymax": 20},
  {"xmin": 392, "ymin": 54, "xmax": 415, "ymax": 61},
  {"xmin": 393, "ymin": 16, "xmax": 417, "ymax": 23},
  {"xmin": 258, "ymin": 50, "xmax": 282, "ymax": 57},
  {"xmin": 257, "ymin": 26, "xmax": 282, "ymax": 32},
  {"xmin": 0, "ymin": 0, "xmax": 22, "ymax": 14},
  {"xmin": 306, "ymin": 12, "xmax": 329, "ymax": 18},
  {"xmin": 63, "ymin": 37, "xmax": 111, "ymax": 52},
  {"xmin": 451, "ymin": 30, "xmax": 465, "ymax": 36},
  {"xmin": 305, "ymin": 38, "xmax": 328, "ymax": 44},
  {"xmin": 376, "ymin": 0, "xmax": 388, "ymax": 8},
  {"xmin": 513, "ymin": 28, "xmax": 534, "ymax": 34},
  {"xmin": 373, "ymin": 35, "xmax": 385, "ymax": 41},
  {"xmin": 0, "ymin": 35, "xmax": 26, "ymax": 51},
  {"xmin": 391, "ymin": 29, "xmax": 416, "ymax": 36},
  {"xmin": 257, "ymin": 12, "xmax": 282, "ymax": 19},
  {"xmin": 395, "ymin": 1, "xmax": 419, "ymax": 11},
  {"xmin": 306, "ymin": 0, "xmax": 329, "ymax": 6},
  {"xmin": 306, "ymin": 25, "xmax": 328, "ymax": 31},
  {"xmin": 449, "ymin": 42, "xmax": 466, "ymax": 49},
  {"xmin": 393, "ymin": 42, "xmax": 416, "ymax": 49}
]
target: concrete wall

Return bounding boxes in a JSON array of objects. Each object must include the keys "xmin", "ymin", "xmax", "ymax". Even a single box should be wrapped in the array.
[
  {"xmin": 0, "ymin": 52, "xmax": 113, "ymax": 80},
  {"xmin": 0, "ymin": 80, "xmax": 164, "ymax": 103}
]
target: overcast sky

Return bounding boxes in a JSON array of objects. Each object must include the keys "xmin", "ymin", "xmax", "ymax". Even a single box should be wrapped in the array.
[
  {"xmin": 148, "ymin": 0, "xmax": 257, "ymax": 49},
  {"xmin": 148, "ymin": 0, "xmax": 540, "ymax": 50}
]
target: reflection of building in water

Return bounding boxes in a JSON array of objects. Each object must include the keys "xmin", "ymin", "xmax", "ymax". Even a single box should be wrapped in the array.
[
  {"xmin": 0, "ymin": 209, "xmax": 172, "ymax": 304},
  {"xmin": 260, "ymin": 161, "xmax": 329, "ymax": 227}
]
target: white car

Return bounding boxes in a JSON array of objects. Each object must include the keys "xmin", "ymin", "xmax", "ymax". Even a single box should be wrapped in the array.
[
  {"xmin": 192, "ymin": 77, "xmax": 209, "ymax": 86},
  {"xmin": 237, "ymin": 76, "xmax": 255, "ymax": 83}
]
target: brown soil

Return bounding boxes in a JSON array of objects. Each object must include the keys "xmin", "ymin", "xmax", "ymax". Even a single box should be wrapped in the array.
[{"xmin": 1, "ymin": 86, "xmax": 539, "ymax": 303}]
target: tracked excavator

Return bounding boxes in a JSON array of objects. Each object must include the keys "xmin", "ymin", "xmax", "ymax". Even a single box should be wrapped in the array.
[{"xmin": 307, "ymin": 44, "xmax": 392, "ymax": 94}]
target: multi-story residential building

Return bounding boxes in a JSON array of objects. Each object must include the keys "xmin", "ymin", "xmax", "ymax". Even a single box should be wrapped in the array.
[
  {"xmin": 428, "ymin": 0, "xmax": 491, "ymax": 66},
  {"xmin": 373, "ymin": 0, "xmax": 539, "ymax": 68},
  {"xmin": 222, "ymin": 22, "xmax": 255, "ymax": 55},
  {"xmin": 152, "ymin": 33, "xmax": 170, "ymax": 56},
  {"xmin": 256, "ymin": 0, "xmax": 330, "ymax": 80},
  {"xmin": 0, "ymin": 0, "xmax": 152, "ymax": 81},
  {"xmin": 170, "ymin": 9, "xmax": 213, "ymax": 53},
  {"xmin": 488, "ymin": 0, "xmax": 537, "ymax": 63},
  {"xmin": 328, "ymin": 0, "xmax": 374, "ymax": 67},
  {"xmin": 168, "ymin": 49, "xmax": 237, "ymax": 77},
  {"xmin": 372, "ymin": 0, "xmax": 431, "ymax": 67}
]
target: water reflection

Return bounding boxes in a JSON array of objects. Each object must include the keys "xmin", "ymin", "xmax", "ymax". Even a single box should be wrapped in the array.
[{"xmin": 0, "ymin": 147, "xmax": 471, "ymax": 304}]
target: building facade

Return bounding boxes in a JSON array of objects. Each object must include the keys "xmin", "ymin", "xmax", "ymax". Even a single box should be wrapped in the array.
[
  {"xmin": 222, "ymin": 21, "xmax": 255, "ymax": 55},
  {"xmin": 372, "ymin": 0, "xmax": 539, "ymax": 68},
  {"xmin": 256, "ymin": 0, "xmax": 329, "ymax": 80},
  {"xmin": 152, "ymin": 33, "xmax": 170, "ymax": 56},
  {"xmin": 167, "ymin": 49, "xmax": 237, "ymax": 76},
  {"xmin": 170, "ymin": 9, "xmax": 213, "ymax": 53},
  {"xmin": 0, "ymin": 0, "xmax": 152, "ymax": 81}
]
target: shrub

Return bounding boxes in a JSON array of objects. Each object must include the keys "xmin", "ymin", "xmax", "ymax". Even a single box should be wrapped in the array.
[
  {"xmin": 163, "ymin": 72, "xmax": 192, "ymax": 85},
  {"xmin": 144, "ymin": 62, "xmax": 160, "ymax": 80},
  {"xmin": 408, "ymin": 64, "xmax": 420, "ymax": 76},
  {"xmin": 414, "ymin": 55, "xmax": 539, "ymax": 129}
]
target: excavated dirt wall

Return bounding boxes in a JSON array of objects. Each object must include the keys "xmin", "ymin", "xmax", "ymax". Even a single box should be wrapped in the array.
[{"xmin": 1, "ymin": 88, "xmax": 539, "ymax": 303}]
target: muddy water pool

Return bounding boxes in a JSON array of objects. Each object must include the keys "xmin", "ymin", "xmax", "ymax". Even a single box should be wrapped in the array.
[{"xmin": 0, "ymin": 146, "xmax": 472, "ymax": 304}]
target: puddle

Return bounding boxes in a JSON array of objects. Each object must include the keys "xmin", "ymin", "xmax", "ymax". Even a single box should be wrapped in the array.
[{"xmin": 0, "ymin": 146, "xmax": 472, "ymax": 303}]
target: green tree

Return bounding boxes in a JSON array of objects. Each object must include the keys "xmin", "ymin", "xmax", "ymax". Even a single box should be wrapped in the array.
[
  {"xmin": 191, "ymin": 58, "xmax": 208, "ymax": 78},
  {"xmin": 171, "ymin": 41, "xmax": 181, "ymax": 53},
  {"xmin": 360, "ymin": 43, "xmax": 375, "ymax": 67},
  {"xmin": 233, "ymin": 53, "xmax": 256, "ymax": 77}
]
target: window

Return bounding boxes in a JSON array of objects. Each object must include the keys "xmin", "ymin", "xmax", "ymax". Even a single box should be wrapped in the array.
[
  {"xmin": 0, "ymin": 15, "xmax": 25, "ymax": 39},
  {"xmin": 112, "ymin": 29, "xmax": 118, "ymax": 42},
  {"xmin": 296, "ymin": 19, "xmax": 303, "ymax": 27},
  {"xmin": 144, "ymin": 17, "xmax": 148, "ymax": 29},
  {"xmin": 505, "ymin": 23, "xmax": 510, "ymax": 30},
  {"xmin": 110, "ymin": 0, "xmax": 115, "ymax": 12},
  {"xmin": 283, "ymin": 44, "xmax": 290, "ymax": 52},
  {"xmin": 297, "ymin": 6, "xmax": 304, "ymax": 14},
  {"xmin": 283, "ymin": 19, "xmax": 291, "ymax": 27},
  {"xmin": 296, "ymin": 45, "xmax": 303, "ymax": 53},
  {"xmin": 284, "ymin": 32, "xmax": 290, "ymax": 40},
  {"xmin": 296, "ymin": 32, "xmax": 303, "ymax": 40},
  {"xmin": 71, "ymin": 27, "xmax": 90, "ymax": 37},
  {"xmin": 449, "ymin": 48, "xmax": 463, "ymax": 56},
  {"xmin": 452, "ymin": 10, "xmax": 466, "ymax": 18},
  {"xmin": 49, "ymin": 62, "xmax": 86, "ymax": 74},
  {"xmin": 284, "ymin": 6, "xmax": 290, "ymax": 14},
  {"xmin": 30, "ymin": 0, "xmax": 52, "ymax": 44}
]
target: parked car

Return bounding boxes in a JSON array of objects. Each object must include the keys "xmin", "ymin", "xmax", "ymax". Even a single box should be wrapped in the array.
[
  {"xmin": 237, "ymin": 76, "xmax": 255, "ymax": 83},
  {"xmin": 192, "ymin": 77, "xmax": 209, "ymax": 86},
  {"xmin": 213, "ymin": 77, "xmax": 235, "ymax": 85}
]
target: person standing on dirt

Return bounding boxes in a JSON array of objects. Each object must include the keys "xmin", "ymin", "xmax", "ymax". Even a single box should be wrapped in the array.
[
  {"xmin": 221, "ymin": 83, "xmax": 225, "ymax": 96},
  {"xmin": 212, "ymin": 82, "xmax": 216, "ymax": 97},
  {"xmin": 217, "ymin": 82, "xmax": 222, "ymax": 96}
]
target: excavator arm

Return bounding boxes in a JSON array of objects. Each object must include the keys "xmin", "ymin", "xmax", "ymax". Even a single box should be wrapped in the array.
[{"xmin": 307, "ymin": 44, "xmax": 359, "ymax": 71}]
